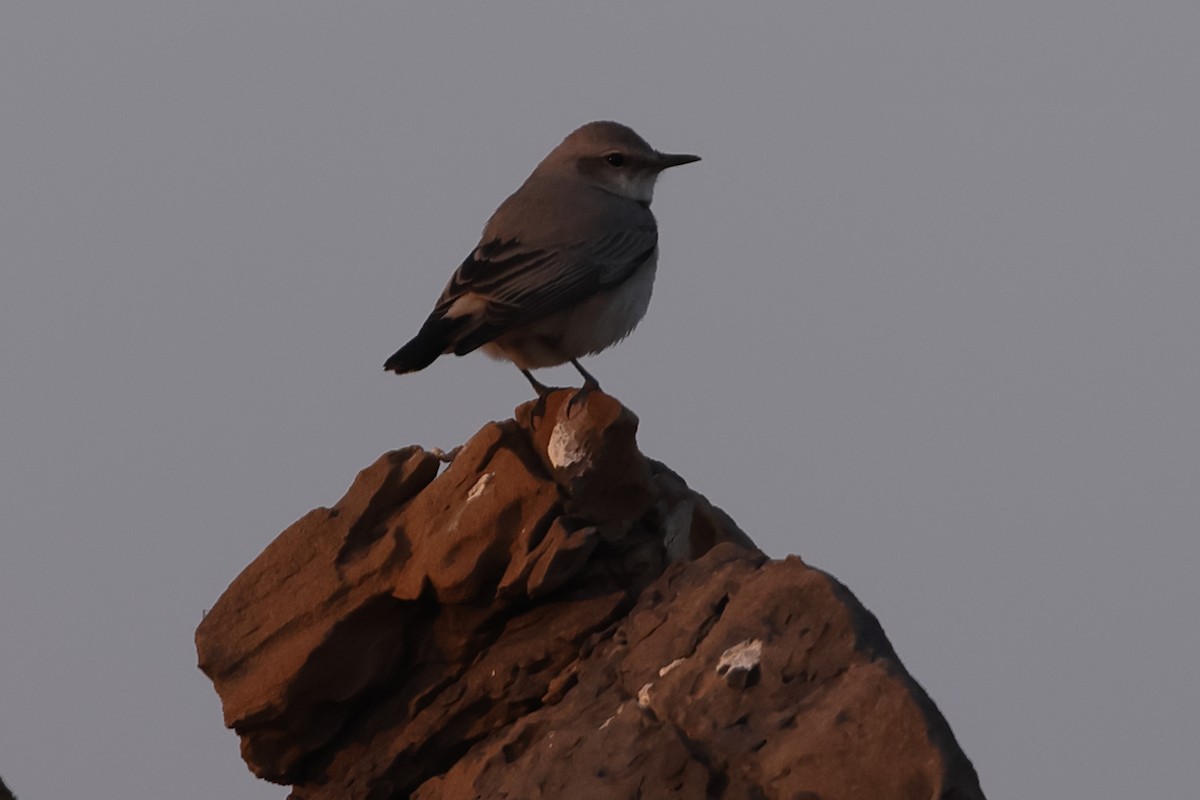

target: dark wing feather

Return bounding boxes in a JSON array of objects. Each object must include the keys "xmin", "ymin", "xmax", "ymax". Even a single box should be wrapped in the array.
[{"xmin": 436, "ymin": 223, "xmax": 657, "ymax": 354}]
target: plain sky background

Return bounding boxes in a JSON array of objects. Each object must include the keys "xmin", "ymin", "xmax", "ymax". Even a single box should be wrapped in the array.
[{"xmin": 2, "ymin": 3, "xmax": 1197, "ymax": 798}]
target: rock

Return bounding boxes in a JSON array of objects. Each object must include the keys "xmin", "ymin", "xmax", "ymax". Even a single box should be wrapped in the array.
[{"xmin": 196, "ymin": 389, "xmax": 984, "ymax": 799}]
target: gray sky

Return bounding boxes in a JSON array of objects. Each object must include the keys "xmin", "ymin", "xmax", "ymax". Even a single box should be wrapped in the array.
[{"xmin": 2, "ymin": 3, "xmax": 1198, "ymax": 797}]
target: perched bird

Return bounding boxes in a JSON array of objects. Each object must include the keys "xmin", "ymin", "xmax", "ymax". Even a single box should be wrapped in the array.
[{"xmin": 384, "ymin": 121, "xmax": 699, "ymax": 399}]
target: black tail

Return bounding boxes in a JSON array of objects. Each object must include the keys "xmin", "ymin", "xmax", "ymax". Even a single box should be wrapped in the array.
[{"xmin": 384, "ymin": 313, "xmax": 462, "ymax": 374}]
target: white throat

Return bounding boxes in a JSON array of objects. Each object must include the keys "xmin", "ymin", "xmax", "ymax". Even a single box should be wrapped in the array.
[{"xmin": 607, "ymin": 171, "xmax": 658, "ymax": 204}]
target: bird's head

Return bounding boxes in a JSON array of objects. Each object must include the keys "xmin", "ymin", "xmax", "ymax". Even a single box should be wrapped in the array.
[{"xmin": 532, "ymin": 121, "xmax": 700, "ymax": 205}]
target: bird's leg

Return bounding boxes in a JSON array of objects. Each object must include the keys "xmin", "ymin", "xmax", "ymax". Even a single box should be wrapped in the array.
[
  {"xmin": 570, "ymin": 359, "xmax": 602, "ymax": 391},
  {"xmin": 521, "ymin": 368, "xmax": 553, "ymax": 397},
  {"xmin": 567, "ymin": 359, "xmax": 601, "ymax": 415},
  {"xmin": 522, "ymin": 368, "xmax": 553, "ymax": 425}
]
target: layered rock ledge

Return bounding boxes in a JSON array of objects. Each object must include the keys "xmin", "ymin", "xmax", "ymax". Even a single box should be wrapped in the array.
[{"xmin": 196, "ymin": 390, "xmax": 983, "ymax": 799}]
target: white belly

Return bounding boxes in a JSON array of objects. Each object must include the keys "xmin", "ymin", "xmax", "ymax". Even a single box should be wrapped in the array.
[{"xmin": 482, "ymin": 250, "xmax": 658, "ymax": 370}]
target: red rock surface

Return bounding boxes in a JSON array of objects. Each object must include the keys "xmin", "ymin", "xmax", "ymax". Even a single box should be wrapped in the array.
[{"xmin": 196, "ymin": 390, "xmax": 984, "ymax": 799}]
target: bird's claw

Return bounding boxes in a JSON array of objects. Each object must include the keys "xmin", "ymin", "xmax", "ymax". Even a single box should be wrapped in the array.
[
  {"xmin": 529, "ymin": 393, "xmax": 551, "ymax": 427},
  {"xmin": 566, "ymin": 379, "xmax": 600, "ymax": 417}
]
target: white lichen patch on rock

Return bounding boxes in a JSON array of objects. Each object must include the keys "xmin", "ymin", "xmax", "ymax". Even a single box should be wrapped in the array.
[
  {"xmin": 598, "ymin": 702, "xmax": 626, "ymax": 730},
  {"xmin": 637, "ymin": 682, "xmax": 653, "ymax": 708},
  {"xmin": 716, "ymin": 639, "xmax": 762, "ymax": 676},
  {"xmin": 658, "ymin": 658, "xmax": 686, "ymax": 678},
  {"xmin": 466, "ymin": 472, "xmax": 493, "ymax": 502},
  {"xmin": 547, "ymin": 421, "xmax": 589, "ymax": 469}
]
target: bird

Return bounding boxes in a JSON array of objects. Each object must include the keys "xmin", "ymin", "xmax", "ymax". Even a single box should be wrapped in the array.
[{"xmin": 383, "ymin": 121, "xmax": 699, "ymax": 402}]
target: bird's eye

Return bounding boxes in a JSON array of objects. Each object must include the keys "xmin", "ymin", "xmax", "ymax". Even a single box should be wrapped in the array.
[{"xmin": 605, "ymin": 152, "xmax": 625, "ymax": 167}]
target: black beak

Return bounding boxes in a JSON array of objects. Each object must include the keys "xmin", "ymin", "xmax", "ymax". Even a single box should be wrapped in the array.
[{"xmin": 654, "ymin": 151, "xmax": 702, "ymax": 170}]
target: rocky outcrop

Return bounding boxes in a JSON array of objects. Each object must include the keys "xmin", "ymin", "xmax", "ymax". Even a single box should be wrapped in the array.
[{"xmin": 196, "ymin": 390, "xmax": 983, "ymax": 799}]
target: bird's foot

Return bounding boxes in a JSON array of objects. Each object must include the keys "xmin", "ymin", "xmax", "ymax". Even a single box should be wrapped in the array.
[
  {"xmin": 522, "ymin": 369, "xmax": 558, "ymax": 427},
  {"xmin": 521, "ymin": 368, "xmax": 553, "ymax": 397},
  {"xmin": 565, "ymin": 359, "xmax": 602, "ymax": 416},
  {"xmin": 529, "ymin": 394, "xmax": 551, "ymax": 427},
  {"xmin": 566, "ymin": 378, "xmax": 600, "ymax": 417}
]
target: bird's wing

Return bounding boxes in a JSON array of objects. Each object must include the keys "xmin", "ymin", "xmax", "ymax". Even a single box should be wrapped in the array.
[{"xmin": 435, "ymin": 223, "xmax": 658, "ymax": 354}]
